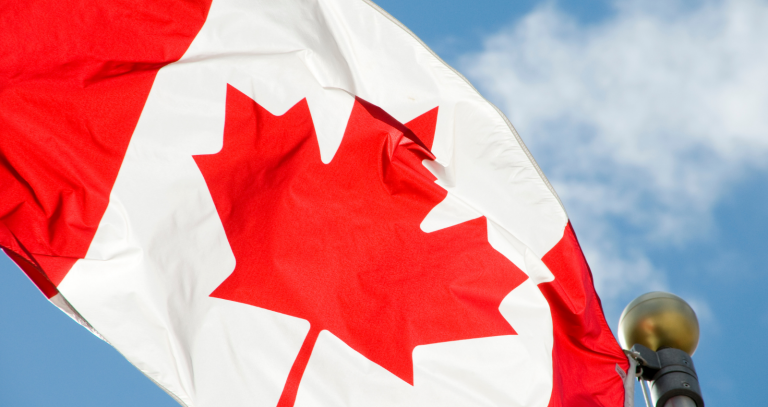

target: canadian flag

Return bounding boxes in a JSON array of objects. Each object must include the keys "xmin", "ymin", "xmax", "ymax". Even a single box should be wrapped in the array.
[{"xmin": 0, "ymin": 0, "xmax": 627, "ymax": 406}]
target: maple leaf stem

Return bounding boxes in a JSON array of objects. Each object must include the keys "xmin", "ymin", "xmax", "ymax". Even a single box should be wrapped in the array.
[{"xmin": 276, "ymin": 325, "xmax": 322, "ymax": 407}]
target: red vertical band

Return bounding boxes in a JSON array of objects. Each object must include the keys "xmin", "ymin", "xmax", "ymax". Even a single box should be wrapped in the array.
[
  {"xmin": 541, "ymin": 222, "xmax": 628, "ymax": 407},
  {"xmin": 0, "ymin": 0, "xmax": 213, "ymax": 292}
]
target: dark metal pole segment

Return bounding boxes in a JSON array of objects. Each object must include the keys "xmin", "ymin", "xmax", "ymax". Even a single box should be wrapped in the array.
[{"xmin": 632, "ymin": 344, "xmax": 704, "ymax": 407}]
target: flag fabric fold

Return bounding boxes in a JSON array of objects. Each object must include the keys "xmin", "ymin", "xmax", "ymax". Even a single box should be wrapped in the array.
[{"xmin": 0, "ymin": 1, "xmax": 627, "ymax": 406}]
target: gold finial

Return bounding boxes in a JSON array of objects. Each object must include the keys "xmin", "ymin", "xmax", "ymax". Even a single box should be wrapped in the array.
[{"xmin": 618, "ymin": 291, "xmax": 700, "ymax": 356}]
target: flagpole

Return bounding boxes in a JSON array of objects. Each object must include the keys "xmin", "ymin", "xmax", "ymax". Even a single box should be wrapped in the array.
[{"xmin": 618, "ymin": 292, "xmax": 705, "ymax": 407}]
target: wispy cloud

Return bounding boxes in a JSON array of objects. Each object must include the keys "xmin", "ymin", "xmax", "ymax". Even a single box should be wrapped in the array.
[{"xmin": 461, "ymin": 0, "xmax": 768, "ymax": 322}]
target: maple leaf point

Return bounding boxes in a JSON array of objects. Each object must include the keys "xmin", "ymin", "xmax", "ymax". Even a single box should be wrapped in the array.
[{"xmin": 193, "ymin": 85, "xmax": 527, "ymax": 406}]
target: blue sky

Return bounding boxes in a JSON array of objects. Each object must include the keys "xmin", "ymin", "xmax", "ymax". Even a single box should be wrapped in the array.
[{"xmin": 1, "ymin": 0, "xmax": 765, "ymax": 405}]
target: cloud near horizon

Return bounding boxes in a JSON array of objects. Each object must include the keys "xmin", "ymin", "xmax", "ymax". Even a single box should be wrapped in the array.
[{"xmin": 461, "ymin": 0, "xmax": 768, "ymax": 321}]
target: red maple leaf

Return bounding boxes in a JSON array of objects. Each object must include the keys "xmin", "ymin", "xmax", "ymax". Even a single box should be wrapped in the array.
[{"xmin": 193, "ymin": 85, "xmax": 528, "ymax": 406}]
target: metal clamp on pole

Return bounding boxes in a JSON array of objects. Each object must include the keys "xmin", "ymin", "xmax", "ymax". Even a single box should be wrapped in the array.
[
  {"xmin": 632, "ymin": 343, "xmax": 703, "ymax": 407},
  {"xmin": 619, "ymin": 292, "xmax": 705, "ymax": 407}
]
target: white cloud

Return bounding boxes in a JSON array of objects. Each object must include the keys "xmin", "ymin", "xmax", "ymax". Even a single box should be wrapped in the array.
[{"xmin": 461, "ymin": 0, "xmax": 768, "ymax": 318}]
